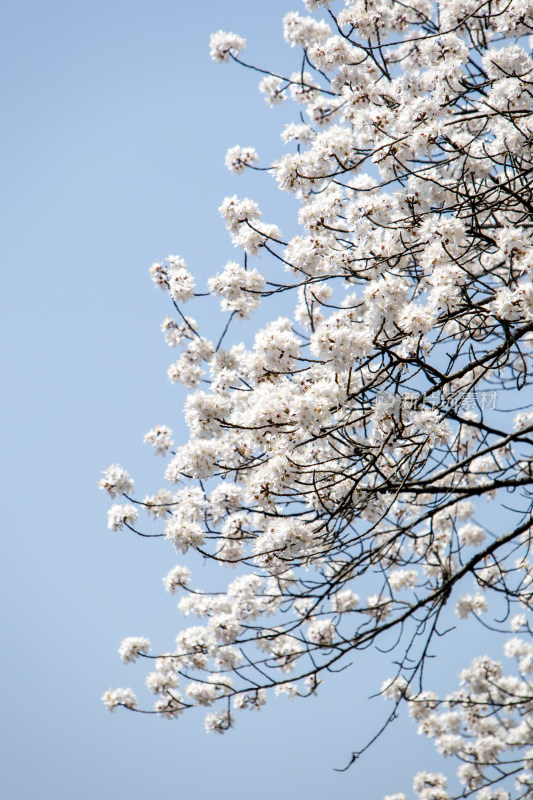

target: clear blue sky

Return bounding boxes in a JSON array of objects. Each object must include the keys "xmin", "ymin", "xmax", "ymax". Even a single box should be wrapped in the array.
[{"xmin": 1, "ymin": 2, "xmax": 493, "ymax": 798}]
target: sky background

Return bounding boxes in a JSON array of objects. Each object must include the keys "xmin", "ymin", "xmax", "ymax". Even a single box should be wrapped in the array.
[{"xmin": 1, "ymin": 2, "xmax": 501, "ymax": 798}]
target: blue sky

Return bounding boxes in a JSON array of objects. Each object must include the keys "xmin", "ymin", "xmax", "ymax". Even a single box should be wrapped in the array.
[{"xmin": 1, "ymin": 2, "xmax": 497, "ymax": 798}]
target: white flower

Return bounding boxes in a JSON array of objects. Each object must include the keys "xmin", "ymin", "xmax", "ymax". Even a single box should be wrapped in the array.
[
  {"xmin": 163, "ymin": 565, "xmax": 192, "ymax": 593},
  {"xmin": 259, "ymin": 75, "xmax": 286, "ymax": 106},
  {"xmin": 254, "ymin": 318, "xmax": 300, "ymax": 372},
  {"xmin": 185, "ymin": 681, "xmax": 219, "ymax": 706},
  {"xmin": 436, "ymin": 734, "xmax": 463, "ymax": 757},
  {"xmin": 107, "ymin": 504, "xmax": 138, "ymax": 531},
  {"xmin": 364, "ymin": 595, "xmax": 392, "ymax": 620},
  {"xmin": 331, "ymin": 590, "xmax": 359, "ymax": 612},
  {"xmin": 511, "ymin": 614, "xmax": 526, "ymax": 632},
  {"xmin": 310, "ymin": 314, "xmax": 374, "ymax": 370},
  {"xmin": 143, "ymin": 488, "xmax": 175, "ymax": 519},
  {"xmin": 209, "ymin": 31, "xmax": 245, "ymax": 63},
  {"xmin": 514, "ymin": 410, "xmax": 533, "ymax": 433},
  {"xmin": 166, "ymin": 258, "xmax": 195, "ymax": 303},
  {"xmin": 153, "ymin": 694, "xmax": 184, "ymax": 719},
  {"xmin": 164, "ymin": 515, "xmax": 205, "ymax": 554},
  {"xmin": 388, "ymin": 569, "xmax": 418, "ymax": 592},
  {"xmin": 307, "ymin": 619, "xmax": 336, "ymax": 647},
  {"xmin": 219, "ymin": 195, "xmax": 261, "ymax": 235},
  {"xmin": 233, "ymin": 688, "xmax": 267, "ymax": 710},
  {"xmin": 302, "ymin": 0, "xmax": 332, "ymax": 10},
  {"xmin": 274, "ymin": 682, "xmax": 298, "ymax": 699},
  {"xmin": 225, "ymin": 146, "xmax": 258, "ymax": 174},
  {"xmin": 149, "ymin": 256, "xmax": 195, "ymax": 303},
  {"xmin": 119, "ymin": 636, "xmax": 151, "ymax": 664},
  {"xmin": 412, "ymin": 410, "xmax": 450, "ymax": 447},
  {"xmin": 208, "ymin": 613, "xmax": 242, "ymax": 644},
  {"xmin": 102, "ymin": 688, "xmax": 138, "ymax": 712},
  {"xmin": 281, "ymin": 122, "xmax": 313, "ymax": 144},
  {"xmin": 214, "ymin": 646, "xmax": 243, "ymax": 671},
  {"xmin": 144, "ymin": 424, "xmax": 174, "ymax": 455},
  {"xmin": 458, "ymin": 524, "xmax": 485, "ymax": 547},
  {"xmin": 209, "ymin": 262, "xmax": 265, "ymax": 318},
  {"xmin": 482, "ymin": 45, "xmax": 533, "ymax": 80},
  {"xmin": 99, "ymin": 464, "xmax": 134, "ymax": 498},
  {"xmin": 161, "ymin": 316, "xmax": 198, "ymax": 348},
  {"xmin": 283, "ymin": 12, "xmax": 330, "ymax": 48},
  {"xmin": 504, "ymin": 637, "xmax": 532, "ymax": 659},
  {"xmin": 381, "ymin": 676, "xmax": 409, "ymax": 701},
  {"xmin": 204, "ymin": 710, "xmax": 232, "ymax": 733},
  {"xmin": 413, "ymin": 772, "xmax": 448, "ymax": 800},
  {"xmin": 165, "ymin": 439, "xmax": 223, "ymax": 481},
  {"xmin": 455, "ymin": 594, "xmax": 488, "ymax": 619},
  {"xmin": 145, "ymin": 670, "xmax": 178, "ymax": 694}
]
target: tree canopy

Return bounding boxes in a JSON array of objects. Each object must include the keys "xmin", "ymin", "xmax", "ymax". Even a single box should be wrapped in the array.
[{"xmin": 100, "ymin": 3, "xmax": 533, "ymax": 798}]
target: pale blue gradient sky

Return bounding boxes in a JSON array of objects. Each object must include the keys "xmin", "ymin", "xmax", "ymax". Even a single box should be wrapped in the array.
[{"xmin": 1, "ymin": 3, "xmax": 493, "ymax": 798}]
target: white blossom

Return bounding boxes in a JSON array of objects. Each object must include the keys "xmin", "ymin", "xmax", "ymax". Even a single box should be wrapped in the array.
[
  {"xmin": 102, "ymin": 688, "xmax": 138, "ymax": 712},
  {"xmin": 99, "ymin": 464, "xmax": 133, "ymax": 498},
  {"xmin": 455, "ymin": 594, "xmax": 488, "ymax": 619},
  {"xmin": 283, "ymin": 12, "xmax": 330, "ymax": 48},
  {"xmin": 209, "ymin": 31, "xmax": 245, "ymax": 63},
  {"xmin": 208, "ymin": 262, "xmax": 265, "ymax": 318},
  {"xmin": 225, "ymin": 145, "xmax": 258, "ymax": 174},
  {"xmin": 259, "ymin": 75, "xmax": 286, "ymax": 106},
  {"xmin": 118, "ymin": 636, "xmax": 151, "ymax": 664},
  {"xmin": 144, "ymin": 424, "xmax": 174, "ymax": 456},
  {"xmin": 107, "ymin": 504, "xmax": 138, "ymax": 531},
  {"xmin": 163, "ymin": 565, "xmax": 192, "ymax": 593}
]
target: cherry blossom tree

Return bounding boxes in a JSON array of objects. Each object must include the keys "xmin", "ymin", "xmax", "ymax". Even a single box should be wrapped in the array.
[{"xmin": 100, "ymin": 2, "xmax": 533, "ymax": 798}]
